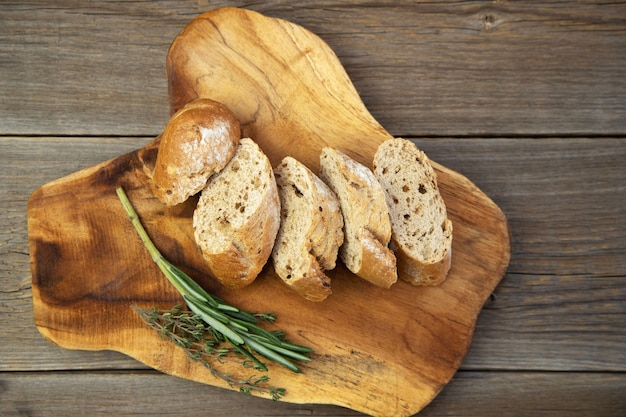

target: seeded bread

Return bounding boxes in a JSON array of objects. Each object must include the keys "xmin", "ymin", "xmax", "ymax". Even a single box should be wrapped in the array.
[
  {"xmin": 271, "ymin": 156, "xmax": 344, "ymax": 302},
  {"xmin": 373, "ymin": 138, "xmax": 453, "ymax": 286},
  {"xmin": 319, "ymin": 148, "xmax": 398, "ymax": 288},
  {"xmin": 152, "ymin": 98, "xmax": 240, "ymax": 206},
  {"xmin": 193, "ymin": 138, "xmax": 280, "ymax": 289}
]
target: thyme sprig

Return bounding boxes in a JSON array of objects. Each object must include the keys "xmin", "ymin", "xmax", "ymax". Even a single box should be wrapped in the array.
[
  {"xmin": 133, "ymin": 304, "xmax": 286, "ymax": 400},
  {"xmin": 116, "ymin": 187, "xmax": 313, "ymax": 379}
]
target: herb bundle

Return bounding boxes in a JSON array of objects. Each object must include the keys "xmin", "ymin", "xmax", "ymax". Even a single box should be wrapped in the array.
[
  {"xmin": 116, "ymin": 186, "xmax": 313, "ymax": 398},
  {"xmin": 132, "ymin": 304, "xmax": 286, "ymax": 399}
]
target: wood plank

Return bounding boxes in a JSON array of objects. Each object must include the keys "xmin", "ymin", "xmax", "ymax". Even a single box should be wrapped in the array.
[
  {"xmin": 416, "ymin": 138, "xmax": 626, "ymax": 277},
  {"xmin": 418, "ymin": 137, "xmax": 626, "ymax": 370},
  {"xmin": 0, "ymin": 370, "xmax": 624, "ymax": 417},
  {"xmin": 1, "ymin": 1, "xmax": 625, "ymax": 136},
  {"xmin": 1, "ymin": 137, "xmax": 624, "ymax": 374},
  {"xmin": 428, "ymin": 371, "xmax": 626, "ymax": 417}
]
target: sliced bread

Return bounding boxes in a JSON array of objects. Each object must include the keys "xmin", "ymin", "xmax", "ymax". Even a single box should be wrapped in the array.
[
  {"xmin": 193, "ymin": 138, "xmax": 280, "ymax": 289},
  {"xmin": 319, "ymin": 147, "xmax": 397, "ymax": 288},
  {"xmin": 373, "ymin": 138, "xmax": 453, "ymax": 286},
  {"xmin": 152, "ymin": 98, "xmax": 240, "ymax": 206},
  {"xmin": 271, "ymin": 156, "xmax": 344, "ymax": 302}
]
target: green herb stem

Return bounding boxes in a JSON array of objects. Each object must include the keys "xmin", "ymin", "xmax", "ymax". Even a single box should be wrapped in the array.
[
  {"xmin": 132, "ymin": 305, "xmax": 286, "ymax": 400},
  {"xmin": 116, "ymin": 186, "xmax": 312, "ymax": 373}
]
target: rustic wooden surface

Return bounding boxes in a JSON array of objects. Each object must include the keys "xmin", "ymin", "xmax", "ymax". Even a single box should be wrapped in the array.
[
  {"xmin": 26, "ymin": 8, "xmax": 510, "ymax": 416},
  {"xmin": 1, "ymin": 1, "xmax": 625, "ymax": 416}
]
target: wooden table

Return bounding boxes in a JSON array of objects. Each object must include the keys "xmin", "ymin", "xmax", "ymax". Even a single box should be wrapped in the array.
[{"xmin": 1, "ymin": 1, "xmax": 624, "ymax": 416}]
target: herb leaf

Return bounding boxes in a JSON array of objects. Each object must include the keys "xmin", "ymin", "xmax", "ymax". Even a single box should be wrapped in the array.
[
  {"xmin": 133, "ymin": 305, "xmax": 284, "ymax": 399},
  {"xmin": 116, "ymin": 186, "xmax": 313, "ymax": 379}
]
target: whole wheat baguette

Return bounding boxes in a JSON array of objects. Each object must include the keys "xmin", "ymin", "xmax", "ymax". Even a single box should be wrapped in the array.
[
  {"xmin": 271, "ymin": 156, "xmax": 344, "ymax": 302},
  {"xmin": 152, "ymin": 98, "xmax": 240, "ymax": 206},
  {"xmin": 319, "ymin": 147, "xmax": 397, "ymax": 288},
  {"xmin": 193, "ymin": 138, "xmax": 280, "ymax": 289},
  {"xmin": 373, "ymin": 138, "xmax": 453, "ymax": 286}
]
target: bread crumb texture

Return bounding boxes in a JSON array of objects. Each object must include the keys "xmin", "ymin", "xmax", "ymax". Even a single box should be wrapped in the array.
[
  {"xmin": 271, "ymin": 156, "xmax": 343, "ymax": 301},
  {"xmin": 193, "ymin": 138, "xmax": 280, "ymax": 288},
  {"xmin": 373, "ymin": 138, "xmax": 452, "ymax": 284},
  {"xmin": 319, "ymin": 147, "xmax": 397, "ymax": 287}
]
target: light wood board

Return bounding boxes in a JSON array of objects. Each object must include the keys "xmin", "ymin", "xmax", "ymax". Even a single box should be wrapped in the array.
[{"xmin": 29, "ymin": 8, "xmax": 510, "ymax": 417}]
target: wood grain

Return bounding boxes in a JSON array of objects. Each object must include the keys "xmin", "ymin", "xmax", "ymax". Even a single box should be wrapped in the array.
[
  {"xmin": 2, "ymin": 0, "xmax": 625, "ymax": 416},
  {"xmin": 0, "ymin": 137, "xmax": 152, "ymax": 373},
  {"xmin": 27, "ymin": 140, "xmax": 508, "ymax": 417},
  {"xmin": 3, "ymin": 137, "xmax": 624, "ymax": 374},
  {"xmin": 1, "ymin": 1, "xmax": 624, "ymax": 136},
  {"xmin": 1, "ymin": 371, "xmax": 624, "ymax": 417},
  {"xmin": 2, "ymin": 136, "xmax": 624, "ymax": 416},
  {"xmin": 26, "ymin": 8, "xmax": 511, "ymax": 417}
]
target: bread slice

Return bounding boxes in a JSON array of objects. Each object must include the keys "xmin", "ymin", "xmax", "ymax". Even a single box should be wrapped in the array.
[
  {"xmin": 319, "ymin": 147, "xmax": 397, "ymax": 288},
  {"xmin": 373, "ymin": 138, "xmax": 453, "ymax": 286},
  {"xmin": 271, "ymin": 156, "xmax": 344, "ymax": 302},
  {"xmin": 193, "ymin": 138, "xmax": 280, "ymax": 289},
  {"xmin": 152, "ymin": 98, "xmax": 240, "ymax": 206}
]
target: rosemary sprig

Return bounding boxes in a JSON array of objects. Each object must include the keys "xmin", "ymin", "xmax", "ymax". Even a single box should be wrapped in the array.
[
  {"xmin": 132, "ymin": 304, "xmax": 286, "ymax": 400},
  {"xmin": 116, "ymin": 186, "xmax": 313, "ymax": 375}
]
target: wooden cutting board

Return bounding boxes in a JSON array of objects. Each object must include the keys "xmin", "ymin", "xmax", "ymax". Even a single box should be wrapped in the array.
[{"xmin": 29, "ymin": 7, "xmax": 510, "ymax": 417}]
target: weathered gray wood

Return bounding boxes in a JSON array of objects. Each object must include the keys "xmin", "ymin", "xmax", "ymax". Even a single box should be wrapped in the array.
[
  {"xmin": 417, "ymin": 138, "xmax": 626, "ymax": 277},
  {"xmin": 0, "ymin": 370, "xmax": 624, "ymax": 416},
  {"xmin": 2, "ymin": 1, "xmax": 625, "ymax": 414},
  {"xmin": 2, "ymin": 137, "xmax": 624, "ymax": 373},
  {"xmin": 1, "ymin": 1, "xmax": 625, "ymax": 136},
  {"xmin": 416, "ymin": 138, "xmax": 626, "ymax": 370}
]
